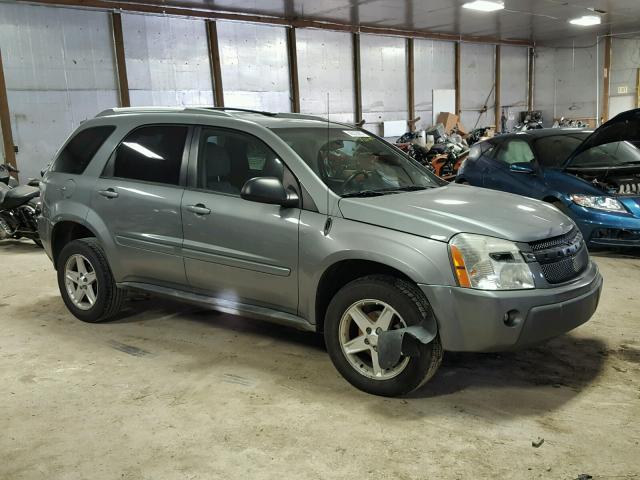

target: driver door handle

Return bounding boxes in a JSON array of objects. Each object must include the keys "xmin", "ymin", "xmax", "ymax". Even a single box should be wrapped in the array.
[
  {"xmin": 98, "ymin": 188, "xmax": 119, "ymax": 199},
  {"xmin": 187, "ymin": 203, "xmax": 211, "ymax": 215}
]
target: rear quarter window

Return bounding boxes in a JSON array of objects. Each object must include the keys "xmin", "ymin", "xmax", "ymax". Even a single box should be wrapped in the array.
[{"xmin": 52, "ymin": 126, "xmax": 116, "ymax": 174}]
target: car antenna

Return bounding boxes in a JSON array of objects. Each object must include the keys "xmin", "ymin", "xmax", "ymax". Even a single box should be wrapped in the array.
[{"xmin": 324, "ymin": 92, "xmax": 333, "ymax": 236}]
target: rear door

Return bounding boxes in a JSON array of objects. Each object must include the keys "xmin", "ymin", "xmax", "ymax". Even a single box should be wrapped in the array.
[
  {"xmin": 90, "ymin": 124, "xmax": 190, "ymax": 287},
  {"xmin": 181, "ymin": 126, "xmax": 300, "ymax": 313}
]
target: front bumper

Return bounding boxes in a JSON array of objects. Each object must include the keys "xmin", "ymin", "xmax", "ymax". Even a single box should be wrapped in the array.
[
  {"xmin": 568, "ymin": 202, "xmax": 640, "ymax": 248},
  {"xmin": 419, "ymin": 261, "xmax": 602, "ymax": 352}
]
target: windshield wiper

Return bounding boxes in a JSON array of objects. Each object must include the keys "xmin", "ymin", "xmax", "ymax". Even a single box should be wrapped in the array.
[
  {"xmin": 341, "ymin": 190, "xmax": 394, "ymax": 198},
  {"xmin": 389, "ymin": 185, "xmax": 430, "ymax": 191}
]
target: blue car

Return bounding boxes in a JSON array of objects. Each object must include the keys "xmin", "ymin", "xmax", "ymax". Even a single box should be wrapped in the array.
[{"xmin": 456, "ymin": 108, "xmax": 640, "ymax": 248}]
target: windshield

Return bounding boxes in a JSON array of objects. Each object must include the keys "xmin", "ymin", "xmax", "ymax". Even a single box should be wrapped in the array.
[
  {"xmin": 533, "ymin": 133, "xmax": 589, "ymax": 167},
  {"xmin": 569, "ymin": 140, "xmax": 640, "ymax": 168},
  {"xmin": 271, "ymin": 127, "xmax": 444, "ymax": 196}
]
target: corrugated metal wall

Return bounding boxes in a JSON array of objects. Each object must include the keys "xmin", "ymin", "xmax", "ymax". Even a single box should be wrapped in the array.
[
  {"xmin": 534, "ymin": 44, "xmax": 602, "ymax": 125},
  {"xmin": 414, "ymin": 39, "xmax": 455, "ymax": 130},
  {"xmin": 296, "ymin": 29, "xmax": 355, "ymax": 123},
  {"xmin": 360, "ymin": 34, "xmax": 407, "ymax": 136},
  {"xmin": 122, "ymin": 13, "xmax": 213, "ymax": 106},
  {"xmin": 460, "ymin": 43, "xmax": 495, "ymax": 132},
  {"xmin": 2, "ymin": 2, "xmax": 638, "ymax": 179},
  {"xmin": 216, "ymin": 21, "xmax": 291, "ymax": 112},
  {"xmin": 0, "ymin": 3, "xmax": 118, "ymax": 181}
]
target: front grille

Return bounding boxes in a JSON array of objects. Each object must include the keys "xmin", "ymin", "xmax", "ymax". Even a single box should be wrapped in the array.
[
  {"xmin": 528, "ymin": 228, "xmax": 588, "ymax": 284},
  {"xmin": 529, "ymin": 227, "xmax": 580, "ymax": 252},
  {"xmin": 538, "ymin": 246, "xmax": 589, "ymax": 284}
]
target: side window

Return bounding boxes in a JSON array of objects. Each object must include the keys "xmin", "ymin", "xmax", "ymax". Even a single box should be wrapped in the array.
[
  {"xmin": 52, "ymin": 126, "xmax": 115, "ymax": 174},
  {"xmin": 197, "ymin": 128, "xmax": 285, "ymax": 195},
  {"xmin": 108, "ymin": 125, "xmax": 188, "ymax": 185},
  {"xmin": 496, "ymin": 140, "xmax": 535, "ymax": 165}
]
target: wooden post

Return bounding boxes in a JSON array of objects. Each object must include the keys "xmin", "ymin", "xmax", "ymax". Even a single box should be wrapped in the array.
[
  {"xmin": 636, "ymin": 68, "xmax": 639, "ymax": 108},
  {"xmin": 286, "ymin": 27, "xmax": 300, "ymax": 113},
  {"xmin": 0, "ymin": 49, "xmax": 17, "ymax": 178},
  {"xmin": 111, "ymin": 12, "xmax": 130, "ymax": 107},
  {"xmin": 206, "ymin": 20, "xmax": 224, "ymax": 108},
  {"xmin": 407, "ymin": 38, "xmax": 415, "ymax": 130},
  {"xmin": 602, "ymin": 35, "xmax": 612, "ymax": 122},
  {"xmin": 527, "ymin": 47, "xmax": 534, "ymax": 111},
  {"xmin": 454, "ymin": 41, "xmax": 461, "ymax": 117},
  {"xmin": 494, "ymin": 44, "xmax": 501, "ymax": 132},
  {"xmin": 352, "ymin": 33, "xmax": 362, "ymax": 124}
]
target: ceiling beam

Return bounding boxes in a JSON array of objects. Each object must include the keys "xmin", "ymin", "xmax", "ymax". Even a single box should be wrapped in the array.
[{"xmin": 20, "ymin": 0, "xmax": 533, "ymax": 47}]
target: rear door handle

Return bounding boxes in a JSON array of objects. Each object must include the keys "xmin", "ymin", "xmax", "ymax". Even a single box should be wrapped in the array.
[
  {"xmin": 187, "ymin": 203, "xmax": 211, "ymax": 215},
  {"xmin": 98, "ymin": 188, "xmax": 119, "ymax": 199}
]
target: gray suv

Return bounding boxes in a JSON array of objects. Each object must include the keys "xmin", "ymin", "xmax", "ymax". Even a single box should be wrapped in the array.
[{"xmin": 39, "ymin": 107, "xmax": 602, "ymax": 396}]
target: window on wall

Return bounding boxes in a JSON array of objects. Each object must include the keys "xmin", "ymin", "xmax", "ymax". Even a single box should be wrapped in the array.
[
  {"xmin": 108, "ymin": 125, "xmax": 188, "ymax": 185},
  {"xmin": 216, "ymin": 21, "xmax": 291, "ymax": 112},
  {"xmin": 53, "ymin": 126, "xmax": 115, "ymax": 174}
]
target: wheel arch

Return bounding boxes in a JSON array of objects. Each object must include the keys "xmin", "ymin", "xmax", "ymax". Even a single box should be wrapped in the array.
[
  {"xmin": 51, "ymin": 219, "xmax": 98, "ymax": 268},
  {"xmin": 314, "ymin": 258, "xmax": 420, "ymax": 334}
]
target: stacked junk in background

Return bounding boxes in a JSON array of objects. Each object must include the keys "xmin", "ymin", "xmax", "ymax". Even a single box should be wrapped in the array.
[
  {"xmin": 396, "ymin": 110, "xmax": 589, "ymax": 180},
  {"xmin": 395, "ymin": 112, "xmax": 490, "ymax": 181}
]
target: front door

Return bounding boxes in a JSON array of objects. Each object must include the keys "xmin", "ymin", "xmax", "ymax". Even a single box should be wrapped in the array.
[
  {"xmin": 90, "ymin": 124, "xmax": 190, "ymax": 287},
  {"xmin": 181, "ymin": 126, "xmax": 300, "ymax": 313},
  {"xmin": 483, "ymin": 139, "xmax": 541, "ymax": 196}
]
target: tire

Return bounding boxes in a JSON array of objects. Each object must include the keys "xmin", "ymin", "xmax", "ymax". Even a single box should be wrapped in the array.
[
  {"xmin": 324, "ymin": 275, "xmax": 443, "ymax": 397},
  {"xmin": 56, "ymin": 238, "xmax": 124, "ymax": 323}
]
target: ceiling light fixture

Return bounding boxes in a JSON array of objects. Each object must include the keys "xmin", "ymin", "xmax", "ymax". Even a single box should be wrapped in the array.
[
  {"xmin": 569, "ymin": 15, "xmax": 602, "ymax": 26},
  {"xmin": 462, "ymin": 1, "xmax": 505, "ymax": 12}
]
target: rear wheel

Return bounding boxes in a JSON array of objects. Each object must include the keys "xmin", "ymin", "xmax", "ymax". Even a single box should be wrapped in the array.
[
  {"xmin": 57, "ymin": 238, "xmax": 124, "ymax": 323},
  {"xmin": 324, "ymin": 275, "xmax": 442, "ymax": 396}
]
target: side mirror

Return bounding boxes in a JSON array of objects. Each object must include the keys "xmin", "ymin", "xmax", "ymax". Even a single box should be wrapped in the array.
[
  {"xmin": 241, "ymin": 177, "xmax": 299, "ymax": 208},
  {"xmin": 40, "ymin": 164, "xmax": 50, "ymax": 177},
  {"xmin": 509, "ymin": 162, "xmax": 536, "ymax": 174}
]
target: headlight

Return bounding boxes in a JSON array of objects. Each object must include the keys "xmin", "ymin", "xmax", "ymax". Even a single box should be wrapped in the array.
[
  {"xmin": 449, "ymin": 233, "xmax": 535, "ymax": 290},
  {"xmin": 569, "ymin": 194, "xmax": 625, "ymax": 212}
]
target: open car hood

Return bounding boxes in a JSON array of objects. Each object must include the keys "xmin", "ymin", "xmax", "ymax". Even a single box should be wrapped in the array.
[{"xmin": 565, "ymin": 108, "xmax": 640, "ymax": 167}]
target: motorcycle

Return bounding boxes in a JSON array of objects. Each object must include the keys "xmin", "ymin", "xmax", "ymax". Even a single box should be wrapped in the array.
[{"xmin": 0, "ymin": 163, "xmax": 42, "ymax": 247}]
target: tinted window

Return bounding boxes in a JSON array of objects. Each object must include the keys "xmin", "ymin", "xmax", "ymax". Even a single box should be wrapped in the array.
[
  {"xmin": 52, "ymin": 126, "xmax": 115, "ymax": 174},
  {"xmin": 496, "ymin": 140, "xmax": 535, "ymax": 165},
  {"xmin": 533, "ymin": 134, "xmax": 589, "ymax": 167},
  {"xmin": 111, "ymin": 125, "xmax": 188, "ymax": 185},
  {"xmin": 197, "ymin": 128, "xmax": 284, "ymax": 195}
]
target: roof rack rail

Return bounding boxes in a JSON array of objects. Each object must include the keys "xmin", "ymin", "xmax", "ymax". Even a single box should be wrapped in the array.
[
  {"xmin": 205, "ymin": 107, "xmax": 277, "ymax": 117},
  {"xmin": 95, "ymin": 106, "xmax": 233, "ymax": 118}
]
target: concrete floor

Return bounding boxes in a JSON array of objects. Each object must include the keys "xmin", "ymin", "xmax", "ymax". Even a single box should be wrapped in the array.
[{"xmin": 1, "ymin": 240, "xmax": 639, "ymax": 480}]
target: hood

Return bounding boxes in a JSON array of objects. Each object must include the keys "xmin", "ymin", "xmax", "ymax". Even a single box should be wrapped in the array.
[
  {"xmin": 338, "ymin": 184, "xmax": 574, "ymax": 243},
  {"xmin": 565, "ymin": 108, "xmax": 640, "ymax": 167}
]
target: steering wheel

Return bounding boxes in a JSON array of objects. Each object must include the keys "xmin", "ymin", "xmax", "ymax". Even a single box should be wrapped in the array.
[{"xmin": 342, "ymin": 170, "xmax": 371, "ymax": 192}]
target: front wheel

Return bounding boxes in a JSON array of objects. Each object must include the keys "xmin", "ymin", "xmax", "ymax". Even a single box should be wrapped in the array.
[{"xmin": 324, "ymin": 275, "xmax": 442, "ymax": 396}]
